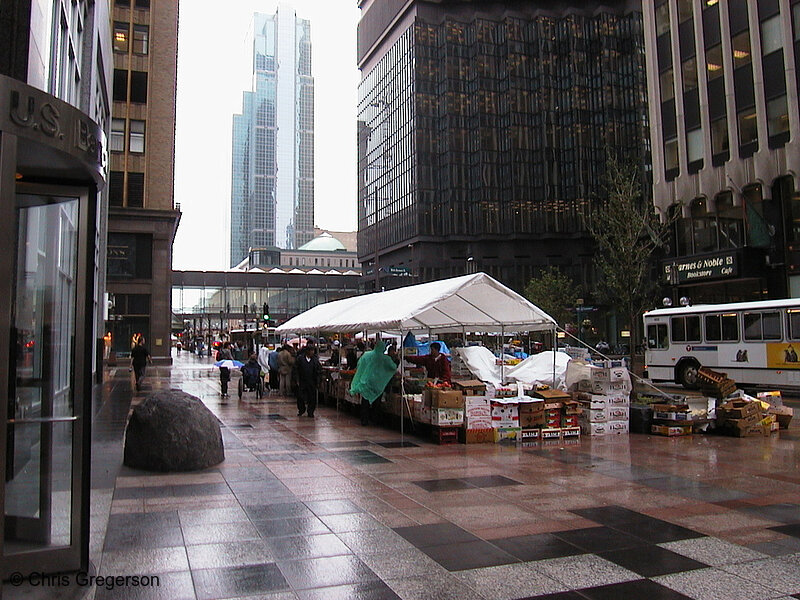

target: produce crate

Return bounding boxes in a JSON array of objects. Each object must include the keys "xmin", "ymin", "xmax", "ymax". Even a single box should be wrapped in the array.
[
  {"xmin": 432, "ymin": 425, "xmax": 460, "ymax": 445},
  {"xmin": 697, "ymin": 367, "xmax": 737, "ymax": 398}
]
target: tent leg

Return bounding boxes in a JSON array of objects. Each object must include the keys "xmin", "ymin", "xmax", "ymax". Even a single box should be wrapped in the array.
[
  {"xmin": 400, "ymin": 330, "xmax": 405, "ymax": 445},
  {"xmin": 501, "ymin": 325, "xmax": 505, "ymax": 385},
  {"xmin": 552, "ymin": 327, "xmax": 557, "ymax": 389}
]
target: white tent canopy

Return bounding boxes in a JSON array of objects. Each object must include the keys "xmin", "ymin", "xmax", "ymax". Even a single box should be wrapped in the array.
[{"xmin": 276, "ymin": 272, "xmax": 556, "ymax": 335}]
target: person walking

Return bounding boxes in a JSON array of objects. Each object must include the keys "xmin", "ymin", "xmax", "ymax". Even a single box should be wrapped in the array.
[
  {"xmin": 218, "ymin": 341, "xmax": 233, "ymax": 397},
  {"xmin": 294, "ymin": 345, "xmax": 321, "ymax": 417},
  {"xmin": 277, "ymin": 344, "xmax": 296, "ymax": 397},
  {"xmin": 130, "ymin": 338, "xmax": 152, "ymax": 391}
]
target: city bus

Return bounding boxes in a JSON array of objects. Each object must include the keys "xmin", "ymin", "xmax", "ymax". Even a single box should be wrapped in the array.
[{"xmin": 643, "ymin": 298, "xmax": 800, "ymax": 389}]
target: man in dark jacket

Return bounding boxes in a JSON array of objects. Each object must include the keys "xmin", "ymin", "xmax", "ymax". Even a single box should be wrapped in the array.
[
  {"xmin": 130, "ymin": 338, "xmax": 152, "ymax": 391},
  {"xmin": 294, "ymin": 345, "xmax": 321, "ymax": 417}
]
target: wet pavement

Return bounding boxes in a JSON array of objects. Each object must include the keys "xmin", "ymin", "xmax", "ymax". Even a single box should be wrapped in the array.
[{"xmin": 84, "ymin": 352, "xmax": 800, "ymax": 600}]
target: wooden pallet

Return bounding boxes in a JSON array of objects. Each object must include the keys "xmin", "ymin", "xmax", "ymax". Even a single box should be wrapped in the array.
[{"xmin": 697, "ymin": 366, "xmax": 736, "ymax": 398}]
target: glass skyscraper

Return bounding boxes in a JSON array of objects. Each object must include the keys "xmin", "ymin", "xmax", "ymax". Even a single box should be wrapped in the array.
[{"xmin": 231, "ymin": 7, "xmax": 314, "ymax": 267}]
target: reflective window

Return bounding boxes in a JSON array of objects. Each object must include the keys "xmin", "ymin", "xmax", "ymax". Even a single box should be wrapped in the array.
[
  {"xmin": 677, "ymin": 0, "xmax": 693, "ymax": 22},
  {"xmin": 705, "ymin": 314, "xmax": 739, "ymax": 341},
  {"xmin": 110, "ymin": 118, "xmax": 125, "ymax": 152},
  {"xmin": 660, "ymin": 69, "xmax": 674, "ymax": 101},
  {"xmin": 744, "ymin": 312, "xmax": 782, "ymax": 340},
  {"xmin": 129, "ymin": 119, "xmax": 145, "ymax": 153},
  {"xmin": 710, "ymin": 117, "xmax": 729, "ymax": 155},
  {"xmin": 655, "ymin": 3, "xmax": 671, "ymax": 35},
  {"xmin": 767, "ymin": 95, "xmax": 789, "ymax": 138},
  {"xmin": 133, "ymin": 24, "xmax": 149, "ymax": 55},
  {"xmin": 665, "ymin": 137, "xmax": 679, "ymax": 171},
  {"xmin": 113, "ymin": 22, "xmax": 129, "ymax": 52},
  {"xmin": 648, "ymin": 324, "xmax": 669, "ymax": 349},
  {"xmin": 671, "ymin": 316, "xmax": 701, "ymax": 342},
  {"xmin": 682, "ymin": 56, "xmax": 698, "ymax": 91},
  {"xmin": 787, "ymin": 309, "xmax": 800, "ymax": 340},
  {"xmin": 691, "ymin": 197, "xmax": 717, "ymax": 252},
  {"xmin": 706, "ymin": 44, "xmax": 724, "ymax": 80},
  {"xmin": 760, "ymin": 15, "xmax": 783, "ymax": 55},
  {"xmin": 687, "ymin": 128, "xmax": 703, "ymax": 163},
  {"xmin": 738, "ymin": 108, "xmax": 758, "ymax": 145},
  {"xmin": 130, "ymin": 71, "xmax": 147, "ymax": 103},
  {"xmin": 716, "ymin": 192, "xmax": 743, "ymax": 248},
  {"xmin": 732, "ymin": 31, "xmax": 752, "ymax": 66}
]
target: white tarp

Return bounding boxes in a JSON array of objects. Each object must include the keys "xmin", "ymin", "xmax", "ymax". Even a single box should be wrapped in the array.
[
  {"xmin": 506, "ymin": 351, "xmax": 571, "ymax": 390},
  {"xmin": 452, "ymin": 347, "xmax": 571, "ymax": 389},
  {"xmin": 276, "ymin": 272, "xmax": 556, "ymax": 335}
]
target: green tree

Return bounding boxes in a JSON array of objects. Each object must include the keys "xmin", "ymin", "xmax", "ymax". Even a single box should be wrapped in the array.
[
  {"xmin": 586, "ymin": 155, "xmax": 673, "ymax": 368},
  {"xmin": 523, "ymin": 266, "xmax": 578, "ymax": 328}
]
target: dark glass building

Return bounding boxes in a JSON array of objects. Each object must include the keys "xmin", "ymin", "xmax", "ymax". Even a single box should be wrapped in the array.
[{"xmin": 357, "ymin": 0, "xmax": 650, "ymax": 293}]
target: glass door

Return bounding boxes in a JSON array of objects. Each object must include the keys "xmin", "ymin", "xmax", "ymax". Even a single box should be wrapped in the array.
[{"xmin": 3, "ymin": 186, "xmax": 90, "ymax": 575}]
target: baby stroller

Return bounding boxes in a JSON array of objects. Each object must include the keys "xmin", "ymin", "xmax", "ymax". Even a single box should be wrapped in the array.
[{"xmin": 238, "ymin": 361, "xmax": 264, "ymax": 399}]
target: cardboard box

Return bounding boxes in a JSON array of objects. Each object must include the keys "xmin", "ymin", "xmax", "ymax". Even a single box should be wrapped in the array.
[
  {"xmin": 413, "ymin": 403, "xmax": 431, "ymax": 424},
  {"xmin": 461, "ymin": 427, "xmax": 494, "ymax": 443},
  {"xmin": 563, "ymin": 400, "xmax": 582, "ymax": 415},
  {"xmin": 452, "ymin": 380, "xmax": 488, "ymax": 395},
  {"xmin": 493, "ymin": 427, "xmax": 521, "ymax": 443},
  {"xmin": 543, "ymin": 401, "xmax": 564, "ymax": 411},
  {"xmin": 519, "ymin": 412, "xmax": 545, "ymax": 428},
  {"xmin": 532, "ymin": 389, "xmax": 572, "ymax": 402},
  {"xmin": 561, "ymin": 415, "xmax": 579, "ymax": 428},
  {"xmin": 431, "ymin": 408, "xmax": 464, "ymax": 426},
  {"xmin": 491, "ymin": 402, "xmax": 519, "ymax": 426},
  {"xmin": 575, "ymin": 393, "xmax": 608, "ymax": 410},
  {"xmin": 540, "ymin": 427, "xmax": 562, "ymax": 440},
  {"xmin": 651, "ymin": 424, "xmax": 692, "ymax": 436},
  {"xmin": 606, "ymin": 420, "xmax": 629, "ymax": 435},
  {"xmin": 582, "ymin": 408, "xmax": 607, "ymax": 422},
  {"xmin": 520, "ymin": 428, "xmax": 541, "ymax": 441},
  {"xmin": 465, "ymin": 416, "xmax": 493, "ymax": 429},
  {"xmin": 562, "ymin": 426, "xmax": 581, "ymax": 438},
  {"xmin": 757, "ymin": 391, "xmax": 783, "ymax": 406},
  {"xmin": 431, "ymin": 389, "xmax": 464, "ymax": 408},
  {"xmin": 717, "ymin": 399, "xmax": 761, "ymax": 419},
  {"xmin": 519, "ymin": 400, "xmax": 545, "ymax": 414},
  {"xmin": 464, "ymin": 396, "xmax": 490, "ymax": 409},
  {"xmin": 722, "ymin": 411, "xmax": 762, "ymax": 429},
  {"xmin": 606, "ymin": 406, "xmax": 630, "ymax": 421},
  {"xmin": 768, "ymin": 405, "xmax": 793, "ymax": 429},
  {"xmin": 606, "ymin": 393, "xmax": 630, "ymax": 406},
  {"xmin": 654, "ymin": 411, "xmax": 690, "ymax": 421},
  {"xmin": 577, "ymin": 379, "xmax": 632, "ymax": 395},
  {"xmin": 580, "ymin": 421, "xmax": 608, "ymax": 436}
]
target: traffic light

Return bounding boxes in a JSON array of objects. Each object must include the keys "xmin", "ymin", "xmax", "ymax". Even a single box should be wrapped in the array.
[{"xmin": 262, "ymin": 303, "xmax": 270, "ymax": 322}]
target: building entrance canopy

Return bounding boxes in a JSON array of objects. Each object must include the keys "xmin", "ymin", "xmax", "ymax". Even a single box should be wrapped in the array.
[{"xmin": 276, "ymin": 272, "xmax": 556, "ymax": 335}]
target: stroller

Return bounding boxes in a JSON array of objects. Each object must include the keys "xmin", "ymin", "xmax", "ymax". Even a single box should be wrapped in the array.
[{"xmin": 238, "ymin": 360, "xmax": 264, "ymax": 399}]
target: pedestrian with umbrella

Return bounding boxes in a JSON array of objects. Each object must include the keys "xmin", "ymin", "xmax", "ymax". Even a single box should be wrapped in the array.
[{"xmin": 215, "ymin": 341, "xmax": 240, "ymax": 397}]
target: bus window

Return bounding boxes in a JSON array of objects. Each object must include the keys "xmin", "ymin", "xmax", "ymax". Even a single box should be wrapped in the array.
[
  {"xmin": 647, "ymin": 324, "xmax": 668, "ymax": 349},
  {"xmin": 744, "ymin": 312, "xmax": 782, "ymax": 340},
  {"xmin": 705, "ymin": 313, "xmax": 739, "ymax": 342},
  {"xmin": 671, "ymin": 316, "xmax": 701, "ymax": 342},
  {"xmin": 788, "ymin": 309, "xmax": 800, "ymax": 340}
]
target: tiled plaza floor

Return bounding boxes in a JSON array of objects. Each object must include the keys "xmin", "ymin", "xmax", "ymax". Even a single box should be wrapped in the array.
[{"xmin": 82, "ymin": 353, "xmax": 800, "ymax": 599}]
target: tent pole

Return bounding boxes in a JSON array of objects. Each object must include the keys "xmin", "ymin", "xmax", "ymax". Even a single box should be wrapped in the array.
[
  {"xmin": 400, "ymin": 329, "xmax": 405, "ymax": 445},
  {"xmin": 552, "ymin": 326, "xmax": 557, "ymax": 389},
  {"xmin": 501, "ymin": 325, "xmax": 505, "ymax": 384}
]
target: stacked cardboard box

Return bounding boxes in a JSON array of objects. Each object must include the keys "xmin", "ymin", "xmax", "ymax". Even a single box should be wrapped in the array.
[
  {"xmin": 528, "ymin": 389, "xmax": 579, "ymax": 440},
  {"xmin": 463, "ymin": 394, "xmax": 492, "ymax": 443},
  {"xmin": 649, "ymin": 401, "xmax": 693, "ymax": 436},
  {"xmin": 716, "ymin": 398, "xmax": 774, "ymax": 437},
  {"xmin": 568, "ymin": 363, "xmax": 631, "ymax": 437},
  {"xmin": 491, "ymin": 399, "xmax": 520, "ymax": 442}
]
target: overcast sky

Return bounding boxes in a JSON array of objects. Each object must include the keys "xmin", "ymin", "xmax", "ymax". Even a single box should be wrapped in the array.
[{"xmin": 173, "ymin": 1, "xmax": 361, "ymax": 271}]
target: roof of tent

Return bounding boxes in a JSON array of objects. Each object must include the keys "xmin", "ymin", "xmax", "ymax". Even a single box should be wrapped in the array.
[{"xmin": 276, "ymin": 272, "xmax": 557, "ymax": 335}]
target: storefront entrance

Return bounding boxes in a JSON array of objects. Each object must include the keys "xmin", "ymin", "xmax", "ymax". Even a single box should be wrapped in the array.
[
  {"xmin": 3, "ymin": 185, "xmax": 93, "ymax": 576},
  {"xmin": 0, "ymin": 74, "xmax": 104, "ymax": 579}
]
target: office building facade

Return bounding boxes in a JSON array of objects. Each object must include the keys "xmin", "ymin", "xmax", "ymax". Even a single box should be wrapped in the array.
[
  {"xmin": 231, "ymin": 7, "xmax": 314, "ymax": 266},
  {"xmin": 357, "ymin": 0, "xmax": 649, "ymax": 293},
  {"xmin": 105, "ymin": 0, "xmax": 181, "ymax": 363},
  {"xmin": 1, "ymin": 0, "xmax": 111, "ymax": 578},
  {"xmin": 644, "ymin": 0, "xmax": 800, "ymax": 302}
]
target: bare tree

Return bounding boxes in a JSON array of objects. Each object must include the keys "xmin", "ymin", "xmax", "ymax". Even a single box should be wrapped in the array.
[{"xmin": 586, "ymin": 156, "xmax": 673, "ymax": 369}]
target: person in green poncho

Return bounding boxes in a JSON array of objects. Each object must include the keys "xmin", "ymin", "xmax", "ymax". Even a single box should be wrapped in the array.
[{"xmin": 349, "ymin": 339, "xmax": 399, "ymax": 426}]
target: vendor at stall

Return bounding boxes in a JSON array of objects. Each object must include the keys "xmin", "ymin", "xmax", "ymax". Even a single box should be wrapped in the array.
[{"xmin": 406, "ymin": 341, "xmax": 451, "ymax": 383}]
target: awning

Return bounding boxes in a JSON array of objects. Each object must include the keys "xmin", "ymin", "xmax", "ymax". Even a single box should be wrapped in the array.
[{"xmin": 276, "ymin": 272, "xmax": 556, "ymax": 334}]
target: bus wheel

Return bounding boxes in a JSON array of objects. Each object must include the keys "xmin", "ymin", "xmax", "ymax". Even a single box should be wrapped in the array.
[{"xmin": 677, "ymin": 361, "xmax": 700, "ymax": 389}]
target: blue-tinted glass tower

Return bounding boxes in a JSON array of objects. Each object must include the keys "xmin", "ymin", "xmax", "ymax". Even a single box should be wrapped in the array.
[{"xmin": 231, "ymin": 7, "xmax": 314, "ymax": 267}]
